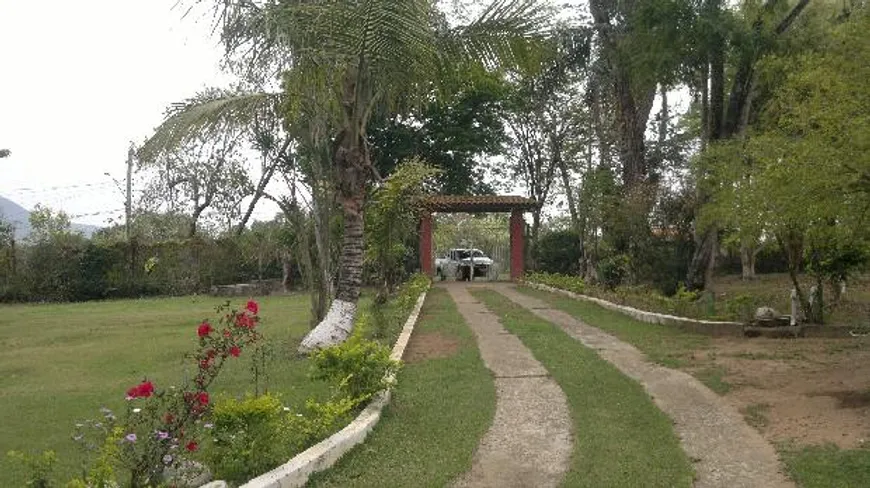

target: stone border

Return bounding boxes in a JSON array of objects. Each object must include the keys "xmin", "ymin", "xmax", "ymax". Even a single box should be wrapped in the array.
[
  {"xmin": 525, "ymin": 282, "xmax": 743, "ymax": 335},
  {"xmin": 200, "ymin": 286, "xmax": 430, "ymax": 488}
]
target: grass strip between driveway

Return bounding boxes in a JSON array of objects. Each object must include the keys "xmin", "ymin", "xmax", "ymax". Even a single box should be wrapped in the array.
[
  {"xmin": 308, "ymin": 287, "xmax": 496, "ymax": 487},
  {"xmin": 517, "ymin": 286, "xmax": 710, "ymax": 368},
  {"xmin": 472, "ymin": 289, "xmax": 694, "ymax": 488}
]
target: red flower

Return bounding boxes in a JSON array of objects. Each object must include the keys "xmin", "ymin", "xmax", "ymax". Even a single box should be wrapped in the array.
[
  {"xmin": 223, "ymin": 329, "xmax": 232, "ymax": 338},
  {"xmin": 199, "ymin": 358, "xmax": 211, "ymax": 370},
  {"xmin": 197, "ymin": 391, "xmax": 209, "ymax": 406},
  {"xmin": 185, "ymin": 441, "xmax": 198, "ymax": 452},
  {"xmin": 126, "ymin": 381, "xmax": 154, "ymax": 399},
  {"xmin": 235, "ymin": 313, "xmax": 254, "ymax": 329},
  {"xmin": 229, "ymin": 346, "xmax": 241, "ymax": 357},
  {"xmin": 197, "ymin": 321, "xmax": 213, "ymax": 338},
  {"xmin": 246, "ymin": 300, "xmax": 259, "ymax": 315}
]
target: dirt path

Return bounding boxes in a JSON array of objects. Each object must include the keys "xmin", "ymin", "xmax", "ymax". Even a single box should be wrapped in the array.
[
  {"xmin": 494, "ymin": 284, "xmax": 794, "ymax": 488},
  {"xmin": 444, "ymin": 283, "xmax": 573, "ymax": 488}
]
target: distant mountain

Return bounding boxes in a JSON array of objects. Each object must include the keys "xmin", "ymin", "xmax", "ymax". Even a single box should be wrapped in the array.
[{"xmin": 0, "ymin": 195, "xmax": 100, "ymax": 240}]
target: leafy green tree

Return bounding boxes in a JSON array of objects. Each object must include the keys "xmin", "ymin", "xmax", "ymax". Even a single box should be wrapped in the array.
[
  {"xmin": 703, "ymin": 5, "xmax": 870, "ymax": 321},
  {"xmin": 368, "ymin": 69, "xmax": 510, "ymax": 195}
]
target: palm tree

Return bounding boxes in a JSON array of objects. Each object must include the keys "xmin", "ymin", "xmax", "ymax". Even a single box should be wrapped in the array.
[{"xmin": 149, "ymin": 0, "xmax": 550, "ymax": 352}]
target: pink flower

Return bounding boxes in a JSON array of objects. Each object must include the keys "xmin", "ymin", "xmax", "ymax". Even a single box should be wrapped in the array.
[
  {"xmin": 229, "ymin": 346, "xmax": 241, "ymax": 357},
  {"xmin": 246, "ymin": 300, "xmax": 259, "ymax": 315},
  {"xmin": 197, "ymin": 321, "xmax": 213, "ymax": 338}
]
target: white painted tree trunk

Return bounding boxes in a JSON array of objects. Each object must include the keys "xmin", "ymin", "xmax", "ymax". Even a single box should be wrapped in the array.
[{"xmin": 298, "ymin": 299, "xmax": 357, "ymax": 353}]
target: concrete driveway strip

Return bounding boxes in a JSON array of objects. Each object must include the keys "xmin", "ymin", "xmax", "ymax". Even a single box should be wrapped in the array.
[
  {"xmin": 444, "ymin": 283, "xmax": 572, "ymax": 488},
  {"xmin": 494, "ymin": 284, "xmax": 794, "ymax": 488}
]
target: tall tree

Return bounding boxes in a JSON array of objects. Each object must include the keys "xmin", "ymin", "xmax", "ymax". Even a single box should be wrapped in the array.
[
  {"xmin": 685, "ymin": 0, "xmax": 812, "ymax": 290},
  {"xmin": 140, "ymin": 132, "xmax": 250, "ymax": 237},
  {"xmin": 193, "ymin": 0, "xmax": 550, "ymax": 352}
]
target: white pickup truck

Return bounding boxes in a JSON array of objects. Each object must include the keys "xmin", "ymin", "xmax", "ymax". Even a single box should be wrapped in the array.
[{"xmin": 435, "ymin": 248, "xmax": 494, "ymax": 281}]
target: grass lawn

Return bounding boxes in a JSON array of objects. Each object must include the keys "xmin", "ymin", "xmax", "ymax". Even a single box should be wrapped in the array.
[
  {"xmin": 309, "ymin": 287, "xmax": 497, "ymax": 488},
  {"xmin": 0, "ymin": 293, "xmax": 339, "ymax": 486},
  {"xmin": 780, "ymin": 444, "xmax": 870, "ymax": 488},
  {"xmin": 472, "ymin": 289, "xmax": 695, "ymax": 488}
]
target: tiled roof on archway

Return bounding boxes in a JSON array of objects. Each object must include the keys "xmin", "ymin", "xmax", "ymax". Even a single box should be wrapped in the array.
[{"xmin": 424, "ymin": 195, "xmax": 538, "ymax": 213}]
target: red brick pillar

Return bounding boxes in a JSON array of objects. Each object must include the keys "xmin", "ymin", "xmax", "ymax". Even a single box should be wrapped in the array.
[
  {"xmin": 420, "ymin": 212, "xmax": 434, "ymax": 277},
  {"xmin": 510, "ymin": 209, "xmax": 524, "ymax": 281}
]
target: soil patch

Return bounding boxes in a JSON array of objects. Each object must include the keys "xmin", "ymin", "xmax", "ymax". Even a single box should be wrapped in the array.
[
  {"xmin": 707, "ymin": 336, "xmax": 870, "ymax": 448},
  {"xmin": 403, "ymin": 331, "xmax": 461, "ymax": 363}
]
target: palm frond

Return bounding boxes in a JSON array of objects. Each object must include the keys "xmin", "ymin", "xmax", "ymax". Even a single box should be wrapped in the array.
[
  {"xmin": 140, "ymin": 89, "xmax": 284, "ymax": 162},
  {"xmin": 441, "ymin": 0, "xmax": 552, "ymax": 72}
]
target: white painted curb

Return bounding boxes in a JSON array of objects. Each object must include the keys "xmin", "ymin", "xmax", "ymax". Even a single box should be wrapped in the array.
[
  {"xmin": 526, "ymin": 282, "xmax": 742, "ymax": 330},
  {"xmin": 202, "ymin": 286, "xmax": 429, "ymax": 488}
]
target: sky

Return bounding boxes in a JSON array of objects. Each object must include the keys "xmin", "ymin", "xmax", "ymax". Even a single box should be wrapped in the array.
[{"xmin": 0, "ymin": 0, "xmax": 282, "ymax": 226}]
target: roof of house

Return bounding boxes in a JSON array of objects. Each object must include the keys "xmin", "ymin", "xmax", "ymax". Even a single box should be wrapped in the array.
[{"xmin": 423, "ymin": 195, "xmax": 538, "ymax": 213}]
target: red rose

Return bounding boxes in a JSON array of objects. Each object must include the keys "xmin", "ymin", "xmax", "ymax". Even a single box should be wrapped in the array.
[
  {"xmin": 197, "ymin": 391, "xmax": 209, "ymax": 406},
  {"xmin": 246, "ymin": 300, "xmax": 259, "ymax": 315},
  {"xmin": 229, "ymin": 346, "xmax": 241, "ymax": 357},
  {"xmin": 235, "ymin": 313, "xmax": 253, "ymax": 329},
  {"xmin": 197, "ymin": 321, "xmax": 213, "ymax": 338},
  {"xmin": 186, "ymin": 441, "xmax": 198, "ymax": 452},
  {"xmin": 126, "ymin": 381, "xmax": 154, "ymax": 399}
]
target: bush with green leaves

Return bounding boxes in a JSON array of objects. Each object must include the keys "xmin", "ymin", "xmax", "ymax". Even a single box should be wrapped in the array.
[
  {"xmin": 532, "ymin": 230, "xmax": 583, "ymax": 275},
  {"xmin": 311, "ymin": 338, "xmax": 400, "ymax": 401},
  {"xmin": 5, "ymin": 450, "xmax": 56, "ymax": 488}
]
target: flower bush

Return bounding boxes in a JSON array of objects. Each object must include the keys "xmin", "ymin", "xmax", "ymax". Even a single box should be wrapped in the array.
[{"xmin": 66, "ymin": 300, "xmax": 262, "ymax": 488}]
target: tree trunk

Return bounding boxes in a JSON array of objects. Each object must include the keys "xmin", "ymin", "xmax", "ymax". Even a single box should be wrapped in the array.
[
  {"xmin": 282, "ymin": 252, "xmax": 292, "ymax": 292},
  {"xmin": 298, "ymin": 124, "xmax": 369, "ymax": 352},
  {"xmin": 777, "ymin": 229, "xmax": 812, "ymax": 320},
  {"xmin": 558, "ymin": 157, "xmax": 585, "ymax": 274},
  {"xmin": 740, "ymin": 240, "xmax": 756, "ymax": 280}
]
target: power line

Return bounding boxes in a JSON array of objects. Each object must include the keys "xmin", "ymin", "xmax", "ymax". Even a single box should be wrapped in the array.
[
  {"xmin": 3, "ymin": 181, "xmax": 114, "ymax": 195},
  {"xmin": 69, "ymin": 208, "xmax": 125, "ymax": 219}
]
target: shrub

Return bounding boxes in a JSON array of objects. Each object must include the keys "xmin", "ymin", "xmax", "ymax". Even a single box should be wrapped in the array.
[
  {"xmin": 533, "ymin": 230, "xmax": 583, "ymax": 275},
  {"xmin": 206, "ymin": 394, "xmax": 289, "ymax": 484},
  {"xmin": 598, "ymin": 254, "xmax": 630, "ymax": 289},
  {"xmin": 311, "ymin": 339, "xmax": 401, "ymax": 401}
]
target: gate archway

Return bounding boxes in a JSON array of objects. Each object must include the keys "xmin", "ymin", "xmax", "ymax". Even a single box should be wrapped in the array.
[{"xmin": 419, "ymin": 195, "xmax": 538, "ymax": 281}]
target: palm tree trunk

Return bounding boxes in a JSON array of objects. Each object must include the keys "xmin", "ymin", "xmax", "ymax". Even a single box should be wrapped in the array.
[{"xmin": 298, "ymin": 129, "xmax": 368, "ymax": 353}]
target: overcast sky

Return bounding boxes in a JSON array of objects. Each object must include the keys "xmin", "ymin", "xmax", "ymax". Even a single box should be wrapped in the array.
[
  {"xmin": 0, "ymin": 0, "xmax": 612, "ymax": 229},
  {"xmin": 0, "ymin": 0, "xmax": 272, "ymax": 226}
]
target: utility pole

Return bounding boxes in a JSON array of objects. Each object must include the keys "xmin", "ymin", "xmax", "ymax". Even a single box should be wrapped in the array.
[{"xmin": 125, "ymin": 145, "xmax": 134, "ymax": 242}]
